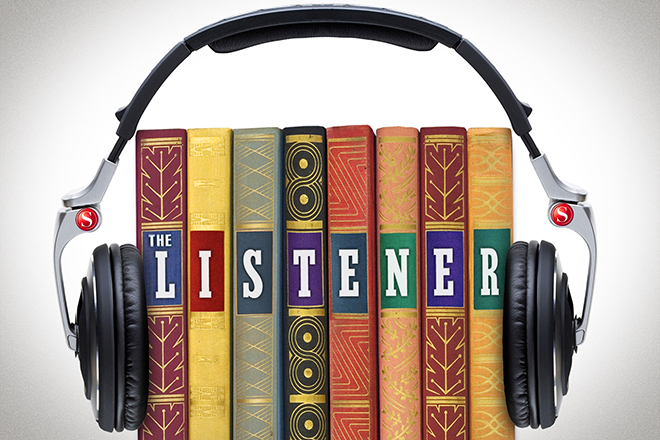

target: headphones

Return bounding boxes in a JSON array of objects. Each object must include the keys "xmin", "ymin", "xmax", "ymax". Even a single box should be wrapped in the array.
[{"xmin": 53, "ymin": 4, "xmax": 597, "ymax": 433}]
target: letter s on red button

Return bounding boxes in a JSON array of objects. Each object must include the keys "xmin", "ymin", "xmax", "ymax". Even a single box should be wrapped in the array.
[
  {"xmin": 551, "ymin": 203, "xmax": 574, "ymax": 227},
  {"xmin": 75, "ymin": 208, "xmax": 100, "ymax": 231}
]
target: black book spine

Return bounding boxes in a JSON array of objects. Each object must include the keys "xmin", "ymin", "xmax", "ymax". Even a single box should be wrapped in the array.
[{"xmin": 282, "ymin": 126, "xmax": 329, "ymax": 440}]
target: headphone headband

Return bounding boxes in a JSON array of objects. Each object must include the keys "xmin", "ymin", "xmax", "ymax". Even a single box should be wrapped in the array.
[
  {"xmin": 111, "ymin": 4, "xmax": 536, "ymax": 162},
  {"xmin": 55, "ymin": 3, "xmax": 597, "ymax": 353}
]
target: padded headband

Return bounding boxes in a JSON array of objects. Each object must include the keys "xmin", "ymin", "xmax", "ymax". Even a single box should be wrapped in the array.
[{"xmin": 109, "ymin": 4, "xmax": 538, "ymax": 163}]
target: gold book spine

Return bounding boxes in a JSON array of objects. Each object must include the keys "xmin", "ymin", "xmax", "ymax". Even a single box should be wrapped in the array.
[
  {"xmin": 187, "ymin": 128, "xmax": 233, "ymax": 440},
  {"xmin": 467, "ymin": 128, "xmax": 515, "ymax": 439}
]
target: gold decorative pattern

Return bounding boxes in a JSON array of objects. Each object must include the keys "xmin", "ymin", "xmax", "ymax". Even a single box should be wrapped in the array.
[
  {"xmin": 377, "ymin": 139, "xmax": 418, "ymax": 227},
  {"xmin": 422, "ymin": 134, "xmax": 465, "ymax": 223},
  {"xmin": 233, "ymin": 129, "xmax": 281, "ymax": 440},
  {"xmin": 137, "ymin": 131, "xmax": 187, "ymax": 440},
  {"xmin": 140, "ymin": 139, "xmax": 184, "ymax": 223},
  {"xmin": 421, "ymin": 129, "xmax": 468, "ymax": 440},
  {"xmin": 235, "ymin": 133, "xmax": 276, "ymax": 228},
  {"xmin": 187, "ymin": 128, "xmax": 232, "ymax": 440},
  {"xmin": 467, "ymin": 128, "xmax": 514, "ymax": 439},
  {"xmin": 285, "ymin": 139, "xmax": 324, "ymax": 222},
  {"xmin": 380, "ymin": 316, "xmax": 420, "ymax": 440},
  {"xmin": 235, "ymin": 315, "xmax": 274, "ymax": 398},
  {"xmin": 288, "ymin": 315, "xmax": 328, "ymax": 440}
]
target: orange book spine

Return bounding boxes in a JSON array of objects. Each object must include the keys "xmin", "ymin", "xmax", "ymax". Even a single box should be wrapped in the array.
[
  {"xmin": 376, "ymin": 127, "xmax": 421, "ymax": 440},
  {"xmin": 327, "ymin": 125, "xmax": 379, "ymax": 439},
  {"xmin": 467, "ymin": 128, "xmax": 515, "ymax": 439}
]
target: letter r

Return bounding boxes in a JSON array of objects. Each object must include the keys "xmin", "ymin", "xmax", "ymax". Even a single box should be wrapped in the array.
[{"xmin": 480, "ymin": 248, "xmax": 499, "ymax": 296}]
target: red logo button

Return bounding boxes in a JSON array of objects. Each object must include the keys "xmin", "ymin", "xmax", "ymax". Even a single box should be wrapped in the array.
[
  {"xmin": 551, "ymin": 203, "xmax": 574, "ymax": 227},
  {"xmin": 75, "ymin": 208, "xmax": 100, "ymax": 231}
]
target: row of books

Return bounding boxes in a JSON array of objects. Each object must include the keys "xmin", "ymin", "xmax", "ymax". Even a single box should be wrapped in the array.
[{"xmin": 134, "ymin": 125, "xmax": 515, "ymax": 440}]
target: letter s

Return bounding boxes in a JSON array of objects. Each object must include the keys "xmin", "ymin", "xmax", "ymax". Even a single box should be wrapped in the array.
[{"xmin": 243, "ymin": 249, "xmax": 263, "ymax": 299}]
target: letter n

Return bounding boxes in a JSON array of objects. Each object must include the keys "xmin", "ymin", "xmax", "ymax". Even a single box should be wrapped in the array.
[{"xmin": 385, "ymin": 248, "xmax": 409, "ymax": 297}]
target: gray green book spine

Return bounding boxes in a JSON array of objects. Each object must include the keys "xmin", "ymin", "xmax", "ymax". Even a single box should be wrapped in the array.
[{"xmin": 233, "ymin": 128, "xmax": 284, "ymax": 440}]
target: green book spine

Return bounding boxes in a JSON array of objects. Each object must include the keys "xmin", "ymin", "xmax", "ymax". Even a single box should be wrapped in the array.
[
  {"xmin": 233, "ymin": 128, "xmax": 284, "ymax": 440},
  {"xmin": 283, "ymin": 126, "xmax": 330, "ymax": 440}
]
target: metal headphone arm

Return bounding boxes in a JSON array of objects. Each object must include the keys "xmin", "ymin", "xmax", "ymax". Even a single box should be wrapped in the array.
[{"xmin": 53, "ymin": 4, "xmax": 597, "ymax": 352}]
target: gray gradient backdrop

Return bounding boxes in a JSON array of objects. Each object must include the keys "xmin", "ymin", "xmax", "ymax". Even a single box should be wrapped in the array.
[{"xmin": 1, "ymin": 0, "xmax": 658, "ymax": 438}]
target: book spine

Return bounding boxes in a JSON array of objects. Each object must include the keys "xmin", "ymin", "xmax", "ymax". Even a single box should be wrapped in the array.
[
  {"xmin": 327, "ymin": 125, "xmax": 379, "ymax": 439},
  {"xmin": 376, "ymin": 127, "xmax": 421, "ymax": 440},
  {"xmin": 187, "ymin": 128, "xmax": 233, "ymax": 439},
  {"xmin": 419, "ymin": 127, "xmax": 469, "ymax": 440},
  {"xmin": 467, "ymin": 128, "xmax": 515, "ymax": 439},
  {"xmin": 283, "ymin": 126, "xmax": 330, "ymax": 440},
  {"xmin": 136, "ymin": 129, "xmax": 188, "ymax": 440},
  {"xmin": 233, "ymin": 128, "xmax": 284, "ymax": 440}
]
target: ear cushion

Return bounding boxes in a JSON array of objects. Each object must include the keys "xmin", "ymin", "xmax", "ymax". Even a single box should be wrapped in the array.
[
  {"xmin": 117, "ymin": 244, "xmax": 149, "ymax": 431},
  {"xmin": 109, "ymin": 244, "xmax": 126, "ymax": 432},
  {"xmin": 92, "ymin": 244, "xmax": 117, "ymax": 432},
  {"xmin": 504, "ymin": 241, "xmax": 533, "ymax": 427},
  {"xmin": 536, "ymin": 240, "xmax": 557, "ymax": 428},
  {"xmin": 525, "ymin": 241, "xmax": 540, "ymax": 429}
]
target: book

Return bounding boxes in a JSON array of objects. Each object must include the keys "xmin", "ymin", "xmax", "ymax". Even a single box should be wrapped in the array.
[
  {"xmin": 376, "ymin": 127, "xmax": 422, "ymax": 440},
  {"xmin": 283, "ymin": 126, "xmax": 330, "ymax": 440},
  {"xmin": 233, "ymin": 128, "xmax": 284, "ymax": 440},
  {"xmin": 136, "ymin": 129, "xmax": 188, "ymax": 440},
  {"xmin": 186, "ymin": 128, "xmax": 233, "ymax": 439},
  {"xmin": 326, "ymin": 125, "xmax": 379, "ymax": 439},
  {"xmin": 419, "ymin": 127, "xmax": 469, "ymax": 440},
  {"xmin": 466, "ymin": 127, "xmax": 515, "ymax": 439}
]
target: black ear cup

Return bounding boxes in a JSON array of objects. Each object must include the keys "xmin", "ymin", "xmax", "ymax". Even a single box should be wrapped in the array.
[
  {"xmin": 109, "ymin": 244, "xmax": 126, "ymax": 431},
  {"xmin": 504, "ymin": 240, "xmax": 576, "ymax": 429},
  {"xmin": 91, "ymin": 244, "xmax": 117, "ymax": 432},
  {"xmin": 535, "ymin": 240, "xmax": 557, "ymax": 428},
  {"xmin": 75, "ymin": 243, "xmax": 148, "ymax": 432},
  {"xmin": 111, "ymin": 244, "xmax": 149, "ymax": 431},
  {"xmin": 503, "ymin": 240, "xmax": 539, "ymax": 428}
]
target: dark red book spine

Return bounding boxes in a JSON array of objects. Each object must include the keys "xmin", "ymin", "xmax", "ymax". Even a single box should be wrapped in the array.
[
  {"xmin": 327, "ymin": 125, "xmax": 379, "ymax": 439},
  {"xmin": 419, "ymin": 127, "xmax": 469, "ymax": 440},
  {"xmin": 136, "ymin": 129, "xmax": 188, "ymax": 440}
]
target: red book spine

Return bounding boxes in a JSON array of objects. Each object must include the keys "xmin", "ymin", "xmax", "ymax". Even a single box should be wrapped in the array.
[
  {"xmin": 136, "ymin": 129, "xmax": 188, "ymax": 440},
  {"xmin": 419, "ymin": 127, "xmax": 469, "ymax": 440},
  {"xmin": 327, "ymin": 125, "xmax": 379, "ymax": 439}
]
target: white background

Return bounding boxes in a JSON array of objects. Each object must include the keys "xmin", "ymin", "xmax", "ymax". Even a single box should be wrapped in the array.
[{"xmin": 1, "ymin": 0, "xmax": 658, "ymax": 438}]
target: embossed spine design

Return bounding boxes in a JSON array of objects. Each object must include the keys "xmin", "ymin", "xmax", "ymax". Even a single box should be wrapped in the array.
[
  {"xmin": 420, "ymin": 127, "xmax": 469, "ymax": 440},
  {"xmin": 187, "ymin": 128, "xmax": 233, "ymax": 440},
  {"xmin": 136, "ymin": 129, "xmax": 188, "ymax": 440},
  {"xmin": 283, "ymin": 127, "xmax": 329, "ymax": 440},
  {"xmin": 376, "ymin": 127, "xmax": 422, "ymax": 440},
  {"xmin": 467, "ymin": 128, "xmax": 515, "ymax": 439},
  {"xmin": 233, "ymin": 128, "xmax": 284, "ymax": 440},
  {"xmin": 327, "ymin": 126, "xmax": 379, "ymax": 439}
]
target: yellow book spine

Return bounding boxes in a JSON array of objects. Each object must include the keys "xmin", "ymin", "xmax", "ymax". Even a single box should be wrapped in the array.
[
  {"xmin": 187, "ymin": 128, "xmax": 233, "ymax": 439},
  {"xmin": 467, "ymin": 128, "xmax": 515, "ymax": 439}
]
